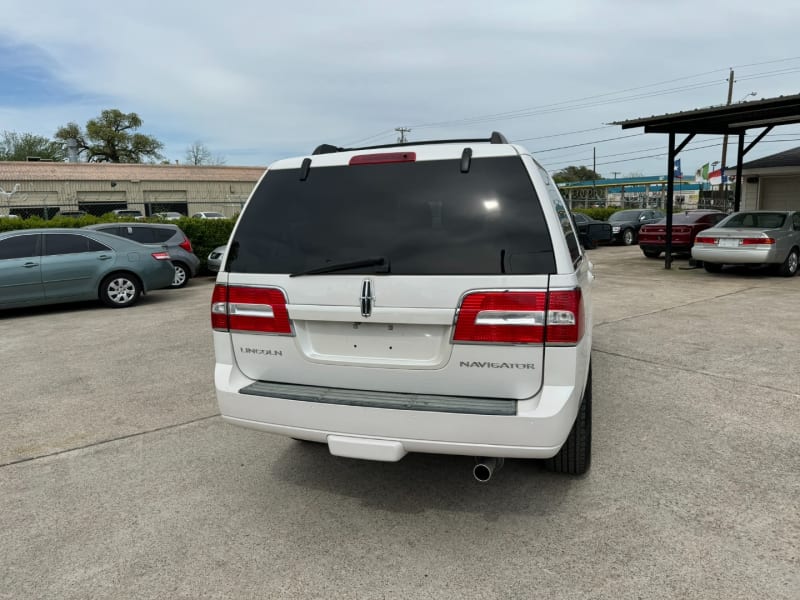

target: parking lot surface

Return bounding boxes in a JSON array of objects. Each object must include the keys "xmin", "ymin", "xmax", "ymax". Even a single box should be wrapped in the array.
[{"xmin": 1, "ymin": 248, "xmax": 798, "ymax": 599}]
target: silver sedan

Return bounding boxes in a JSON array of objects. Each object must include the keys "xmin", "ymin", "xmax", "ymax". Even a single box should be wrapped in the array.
[
  {"xmin": 692, "ymin": 210, "xmax": 800, "ymax": 276},
  {"xmin": 207, "ymin": 245, "xmax": 227, "ymax": 273}
]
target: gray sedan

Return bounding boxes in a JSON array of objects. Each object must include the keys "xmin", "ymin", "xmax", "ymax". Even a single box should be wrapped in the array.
[
  {"xmin": 691, "ymin": 211, "xmax": 800, "ymax": 276},
  {"xmin": 0, "ymin": 228, "xmax": 176, "ymax": 310}
]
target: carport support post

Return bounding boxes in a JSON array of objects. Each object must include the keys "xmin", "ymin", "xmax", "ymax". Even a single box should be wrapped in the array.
[
  {"xmin": 665, "ymin": 132, "xmax": 675, "ymax": 269},
  {"xmin": 734, "ymin": 133, "xmax": 745, "ymax": 212}
]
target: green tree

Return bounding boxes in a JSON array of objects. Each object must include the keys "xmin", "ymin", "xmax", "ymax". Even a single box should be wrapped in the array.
[
  {"xmin": 54, "ymin": 109, "xmax": 164, "ymax": 163},
  {"xmin": 0, "ymin": 131, "xmax": 66, "ymax": 161},
  {"xmin": 552, "ymin": 165, "xmax": 602, "ymax": 183}
]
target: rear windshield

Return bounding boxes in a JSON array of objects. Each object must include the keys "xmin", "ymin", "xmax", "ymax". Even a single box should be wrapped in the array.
[
  {"xmin": 656, "ymin": 213, "xmax": 720, "ymax": 225},
  {"xmin": 228, "ymin": 156, "xmax": 556, "ymax": 275},
  {"xmin": 721, "ymin": 212, "xmax": 786, "ymax": 229}
]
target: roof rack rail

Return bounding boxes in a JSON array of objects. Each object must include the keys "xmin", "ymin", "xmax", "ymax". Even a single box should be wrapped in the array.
[{"xmin": 311, "ymin": 131, "xmax": 510, "ymax": 155}]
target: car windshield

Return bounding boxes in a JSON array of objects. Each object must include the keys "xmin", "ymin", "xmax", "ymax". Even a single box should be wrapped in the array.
[
  {"xmin": 721, "ymin": 212, "xmax": 786, "ymax": 229},
  {"xmin": 608, "ymin": 210, "xmax": 642, "ymax": 222}
]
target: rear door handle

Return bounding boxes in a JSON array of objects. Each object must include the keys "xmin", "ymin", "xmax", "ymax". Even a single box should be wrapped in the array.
[
  {"xmin": 23, "ymin": 262, "xmax": 39, "ymax": 268},
  {"xmin": 98, "ymin": 254, "xmax": 112, "ymax": 260}
]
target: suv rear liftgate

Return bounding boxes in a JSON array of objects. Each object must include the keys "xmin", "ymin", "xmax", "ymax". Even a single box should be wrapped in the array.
[{"xmin": 212, "ymin": 132, "xmax": 593, "ymax": 481}]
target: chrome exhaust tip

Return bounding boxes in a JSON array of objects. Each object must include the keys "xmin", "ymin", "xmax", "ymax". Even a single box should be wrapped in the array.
[{"xmin": 473, "ymin": 457, "xmax": 504, "ymax": 483}]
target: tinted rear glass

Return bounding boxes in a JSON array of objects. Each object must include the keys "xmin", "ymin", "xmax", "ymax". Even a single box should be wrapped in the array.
[
  {"xmin": 228, "ymin": 156, "xmax": 555, "ymax": 275},
  {"xmin": 44, "ymin": 233, "xmax": 108, "ymax": 255},
  {"xmin": 657, "ymin": 213, "xmax": 722, "ymax": 225},
  {"xmin": 0, "ymin": 234, "xmax": 39, "ymax": 259},
  {"xmin": 721, "ymin": 212, "xmax": 786, "ymax": 229}
]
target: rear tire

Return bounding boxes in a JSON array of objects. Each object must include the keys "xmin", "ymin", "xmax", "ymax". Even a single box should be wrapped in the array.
[
  {"xmin": 642, "ymin": 249, "xmax": 661, "ymax": 258},
  {"xmin": 778, "ymin": 248, "xmax": 799, "ymax": 277},
  {"xmin": 703, "ymin": 262, "xmax": 723, "ymax": 273},
  {"xmin": 170, "ymin": 262, "xmax": 190, "ymax": 288},
  {"xmin": 100, "ymin": 273, "xmax": 141, "ymax": 308},
  {"xmin": 544, "ymin": 366, "xmax": 591, "ymax": 475}
]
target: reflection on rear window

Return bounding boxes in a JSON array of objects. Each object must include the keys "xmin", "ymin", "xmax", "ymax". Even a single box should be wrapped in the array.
[
  {"xmin": 722, "ymin": 212, "xmax": 786, "ymax": 229},
  {"xmin": 229, "ymin": 156, "xmax": 556, "ymax": 275}
]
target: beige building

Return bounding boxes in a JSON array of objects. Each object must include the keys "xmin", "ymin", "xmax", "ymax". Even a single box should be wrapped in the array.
[{"xmin": 0, "ymin": 162, "xmax": 266, "ymax": 218}]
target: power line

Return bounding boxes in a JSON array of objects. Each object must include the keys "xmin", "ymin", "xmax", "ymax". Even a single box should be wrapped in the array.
[
  {"xmin": 342, "ymin": 56, "xmax": 800, "ymax": 149},
  {"xmin": 531, "ymin": 133, "xmax": 645, "ymax": 153}
]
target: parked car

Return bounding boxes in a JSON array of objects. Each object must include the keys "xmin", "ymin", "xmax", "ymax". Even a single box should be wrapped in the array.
[
  {"xmin": 607, "ymin": 209, "xmax": 665, "ymax": 245},
  {"xmin": 83, "ymin": 223, "xmax": 200, "ymax": 288},
  {"xmin": 692, "ymin": 210, "xmax": 800, "ymax": 276},
  {"xmin": 192, "ymin": 211, "xmax": 226, "ymax": 219},
  {"xmin": 571, "ymin": 212, "xmax": 613, "ymax": 249},
  {"xmin": 0, "ymin": 228, "xmax": 175, "ymax": 310},
  {"xmin": 1, "ymin": 213, "xmax": 20, "ymax": 219},
  {"xmin": 212, "ymin": 132, "xmax": 594, "ymax": 478},
  {"xmin": 111, "ymin": 209, "xmax": 145, "ymax": 220},
  {"xmin": 638, "ymin": 210, "xmax": 727, "ymax": 258},
  {"xmin": 207, "ymin": 245, "xmax": 227, "ymax": 273},
  {"xmin": 153, "ymin": 212, "xmax": 184, "ymax": 221}
]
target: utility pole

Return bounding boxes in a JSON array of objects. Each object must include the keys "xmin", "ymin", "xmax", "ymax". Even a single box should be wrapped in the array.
[
  {"xmin": 611, "ymin": 171, "xmax": 620, "ymax": 179},
  {"xmin": 720, "ymin": 69, "xmax": 735, "ymax": 209},
  {"xmin": 395, "ymin": 127, "xmax": 411, "ymax": 143},
  {"xmin": 592, "ymin": 147, "xmax": 597, "ymax": 207}
]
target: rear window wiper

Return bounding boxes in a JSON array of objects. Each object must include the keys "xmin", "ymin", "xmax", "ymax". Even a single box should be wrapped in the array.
[{"xmin": 290, "ymin": 256, "xmax": 390, "ymax": 277}]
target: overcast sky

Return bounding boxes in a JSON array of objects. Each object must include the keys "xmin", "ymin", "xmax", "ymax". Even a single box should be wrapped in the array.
[{"xmin": 1, "ymin": 0, "xmax": 799, "ymax": 177}]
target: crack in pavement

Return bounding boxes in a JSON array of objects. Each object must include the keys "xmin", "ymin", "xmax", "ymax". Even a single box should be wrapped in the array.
[
  {"xmin": 0, "ymin": 413, "xmax": 221, "ymax": 469},
  {"xmin": 593, "ymin": 347, "xmax": 800, "ymax": 398},
  {"xmin": 595, "ymin": 286, "xmax": 758, "ymax": 327}
]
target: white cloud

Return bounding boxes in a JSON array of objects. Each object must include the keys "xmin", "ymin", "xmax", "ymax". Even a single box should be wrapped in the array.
[{"xmin": 1, "ymin": 0, "xmax": 799, "ymax": 172}]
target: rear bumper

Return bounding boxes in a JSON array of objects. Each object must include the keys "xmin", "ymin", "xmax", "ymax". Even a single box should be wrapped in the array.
[
  {"xmin": 692, "ymin": 246, "xmax": 778, "ymax": 264},
  {"xmin": 144, "ymin": 263, "xmax": 179, "ymax": 291},
  {"xmin": 214, "ymin": 358, "xmax": 586, "ymax": 461}
]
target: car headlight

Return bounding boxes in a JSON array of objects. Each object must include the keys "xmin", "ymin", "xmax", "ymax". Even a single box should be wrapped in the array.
[{"xmin": 612, "ymin": 226, "xmax": 620, "ymax": 233}]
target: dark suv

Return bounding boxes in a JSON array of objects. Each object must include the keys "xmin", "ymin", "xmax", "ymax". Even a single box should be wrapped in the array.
[{"xmin": 83, "ymin": 223, "xmax": 200, "ymax": 288}]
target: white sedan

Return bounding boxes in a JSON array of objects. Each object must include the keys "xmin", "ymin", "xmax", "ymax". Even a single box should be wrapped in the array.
[{"xmin": 692, "ymin": 211, "xmax": 800, "ymax": 276}]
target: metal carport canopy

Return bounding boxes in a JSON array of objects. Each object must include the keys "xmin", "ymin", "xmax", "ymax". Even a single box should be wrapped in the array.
[{"xmin": 613, "ymin": 93, "xmax": 800, "ymax": 269}]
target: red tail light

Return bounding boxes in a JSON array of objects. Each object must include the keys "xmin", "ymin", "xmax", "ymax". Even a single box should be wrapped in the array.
[
  {"xmin": 453, "ymin": 289, "xmax": 583, "ymax": 345},
  {"xmin": 151, "ymin": 251, "xmax": 171, "ymax": 260},
  {"xmin": 741, "ymin": 237, "xmax": 775, "ymax": 245},
  {"xmin": 695, "ymin": 236, "xmax": 717, "ymax": 245},
  {"xmin": 179, "ymin": 236, "xmax": 193, "ymax": 253},
  {"xmin": 211, "ymin": 284, "xmax": 293, "ymax": 335},
  {"xmin": 349, "ymin": 152, "xmax": 416, "ymax": 166}
]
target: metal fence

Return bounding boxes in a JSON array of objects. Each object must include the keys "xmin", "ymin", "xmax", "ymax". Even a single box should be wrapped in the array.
[{"xmin": 4, "ymin": 200, "xmax": 247, "ymax": 219}]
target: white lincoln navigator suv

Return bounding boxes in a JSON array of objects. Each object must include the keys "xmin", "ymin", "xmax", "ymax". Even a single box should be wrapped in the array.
[{"xmin": 212, "ymin": 132, "xmax": 593, "ymax": 479}]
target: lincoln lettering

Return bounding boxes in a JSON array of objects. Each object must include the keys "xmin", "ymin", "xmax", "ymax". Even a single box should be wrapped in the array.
[
  {"xmin": 240, "ymin": 348, "xmax": 283, "ymax": 356},
  {"xmin": 460, "ymin": 361, "xmax": 535, "ymax": 369}
]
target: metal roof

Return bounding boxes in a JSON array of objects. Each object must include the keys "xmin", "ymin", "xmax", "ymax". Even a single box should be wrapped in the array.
[
  {"xmin": 741, "ymin": 146, "xmax": 800, "ymax": 170},
  {"xmin": 614, "ymin": 93, "xmax": 800, "ymax": 135},
  {"xmin": 0, "ymin": 162, "xmax": 266, "ymax": 182}
]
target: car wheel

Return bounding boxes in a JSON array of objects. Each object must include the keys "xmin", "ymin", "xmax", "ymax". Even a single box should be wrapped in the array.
[
  {"xmin": 778, "ymin": 247, "xmax": 799, "ymax": 277},
  {"xmin": 170, "ymin": 262, "xmax": 190, "ymax": 288},
  {"xmin": 543, "ymin": 365, "xmax": 591, "ymax": 475},
  {"xmin": 100, "ymin": 273, "xmax": 141, "ymax": 308},
  {"xmin": 703, "ymin": 262, "xmax": 723, "ymax": 273},
  {"xmin": 621, "ymin": 229, "xmax": 634, "ymax": 246},
  {"xmin": 642, "ymin": 249, "xmax": 661, "ymax": 258}
]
